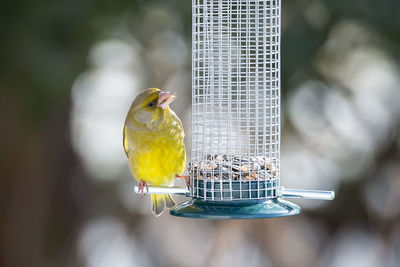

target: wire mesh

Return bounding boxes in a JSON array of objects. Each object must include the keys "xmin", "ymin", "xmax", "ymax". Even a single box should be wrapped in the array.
[{"xmin": 191, "ymin": 0, "xmax": 281, "ymax": 201}]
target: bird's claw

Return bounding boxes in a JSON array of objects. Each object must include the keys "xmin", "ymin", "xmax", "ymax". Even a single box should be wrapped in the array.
[
  {"xmin": 138, "ymin": 180, "xmax": 148, "ymax": 197},
  {"xmin": 177, "ymin": 175, "xmax": 190, "ymax": 189}
]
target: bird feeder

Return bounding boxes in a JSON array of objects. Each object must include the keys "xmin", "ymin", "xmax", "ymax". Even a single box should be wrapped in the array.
[{"xmin": 134, "ymin": 0, "xmax": 334, "ymax": 219}]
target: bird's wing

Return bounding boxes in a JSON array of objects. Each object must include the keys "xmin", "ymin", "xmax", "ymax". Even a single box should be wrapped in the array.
[
  {"xmin": 171, "ymin": 110, "xmax": 185, "ymax": 138},
  {"xmin": 123, "ymin": 125, "xmax": 129, "ymax": 157}
]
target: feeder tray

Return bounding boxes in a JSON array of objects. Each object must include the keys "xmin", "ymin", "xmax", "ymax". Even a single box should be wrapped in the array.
[{"xmin": 170, "ymin": 199, "xmax": 300, "ymax": 219}]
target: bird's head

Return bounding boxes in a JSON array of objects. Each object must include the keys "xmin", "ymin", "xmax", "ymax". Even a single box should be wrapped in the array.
[{"xmin": 127, "ymin": 88, "xmax": 177, "ymax": 127}]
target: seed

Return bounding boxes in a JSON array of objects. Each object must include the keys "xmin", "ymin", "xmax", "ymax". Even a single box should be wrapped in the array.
[
  {"xmin": 270, "ymin": 162, "xmax": 277, "ymax": 175},
  {"xmin": 232, "ymin": 165, "xmax": 241, "ymax": 171},
  {"xmin": 259, "ymin": 172, "xmax": 272, "ymax": 179},
  {"xmin": 240, "ymin": 164, "xmax": 250, "ymax": 172},
  {"xmin": 210, "ymin": 163, "xmax": 218, "ymax": 169},
  {"xmin": 252, "ymin": 163, "xmax": 260, "ymax": 170},
  {"xmin": 266, "ymin": 161, "xmax": 271, "ymax": 170},
  {"xmin": 200, "ymin": 165, "xmax": 212, "ymax": 171},
  {"xmin": 222, "ymin": 173, "xmax": 230, "ymax": 179}
]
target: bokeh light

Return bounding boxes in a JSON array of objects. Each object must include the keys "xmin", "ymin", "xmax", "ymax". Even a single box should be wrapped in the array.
[{"xmin": 70, "ymin": 39, "xmax": 143, "ymax": 181}]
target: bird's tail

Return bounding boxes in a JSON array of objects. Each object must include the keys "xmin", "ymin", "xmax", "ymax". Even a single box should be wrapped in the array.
[{"xmin": 151, "ymin": 194, "xmax": 176, "ymax": 217}]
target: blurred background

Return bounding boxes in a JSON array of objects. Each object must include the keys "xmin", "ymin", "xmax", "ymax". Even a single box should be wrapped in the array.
[{"xmin": 1, "ymin": 0, "xmax": 400, "ymax": 266}]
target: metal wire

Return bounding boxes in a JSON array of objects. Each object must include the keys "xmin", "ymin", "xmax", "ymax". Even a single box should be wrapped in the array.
[
  {"xmin": 191, "ymin": 0, "xmax": 281, "ymax": 201},
  {"xmin": 133, "ymin": 185, "xmax": 336, "ymax": 201}
]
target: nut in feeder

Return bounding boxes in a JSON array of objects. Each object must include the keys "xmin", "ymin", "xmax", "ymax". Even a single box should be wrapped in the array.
[{"xmin": 134, "ymin": 0, "xmax": 335, "ymax": 219}]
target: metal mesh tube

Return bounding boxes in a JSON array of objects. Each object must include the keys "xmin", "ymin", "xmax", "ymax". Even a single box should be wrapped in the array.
[{"xmin": 191, "ymin": 0, "xmax": 281, "ymax": 201}]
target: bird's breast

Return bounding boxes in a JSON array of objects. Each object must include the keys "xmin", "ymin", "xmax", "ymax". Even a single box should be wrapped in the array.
[{"xmin": 127, "ymin": 124, "xmax": 186, "ymax": 186}]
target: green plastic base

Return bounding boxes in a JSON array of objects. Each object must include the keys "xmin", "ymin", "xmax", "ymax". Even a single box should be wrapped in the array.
[{"xmin": 170, "ymin": 198, "xmax": 301, "ymax": 219}]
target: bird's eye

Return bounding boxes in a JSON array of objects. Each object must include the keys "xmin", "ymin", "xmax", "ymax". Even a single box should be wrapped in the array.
[{"xmin": 147, "ymin": 102, "xmax": 154, "ymax": 107}]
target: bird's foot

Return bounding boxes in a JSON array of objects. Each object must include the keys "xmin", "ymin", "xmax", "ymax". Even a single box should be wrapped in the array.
[
  {"xmin": 138, "ymin": 180, "xmax": 148, "ymax": 197},
  {"xmin": 177, "ymin": 175, "xmax": 190, "ymax": 189}
]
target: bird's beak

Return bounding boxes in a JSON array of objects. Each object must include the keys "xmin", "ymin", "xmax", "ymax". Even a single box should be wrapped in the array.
[{"xmin": 157, "ymin": 91, "xmax": 177, "ymax": 109}]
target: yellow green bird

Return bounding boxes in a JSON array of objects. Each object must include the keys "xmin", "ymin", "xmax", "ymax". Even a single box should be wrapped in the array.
[{"xmin": 123, "ymin": 88, "xmax": 186, "ymax": 216}]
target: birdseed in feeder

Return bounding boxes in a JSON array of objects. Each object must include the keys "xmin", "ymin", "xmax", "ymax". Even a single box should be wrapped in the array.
[{"xmin": 189, "ymin": 155, "xmax": 277, "ymax": 182}]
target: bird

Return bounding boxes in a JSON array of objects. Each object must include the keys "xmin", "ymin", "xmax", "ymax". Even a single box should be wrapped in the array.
[{"xmin": 123, "ymin": 88, "xmax": 187, "ymax": 216}]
